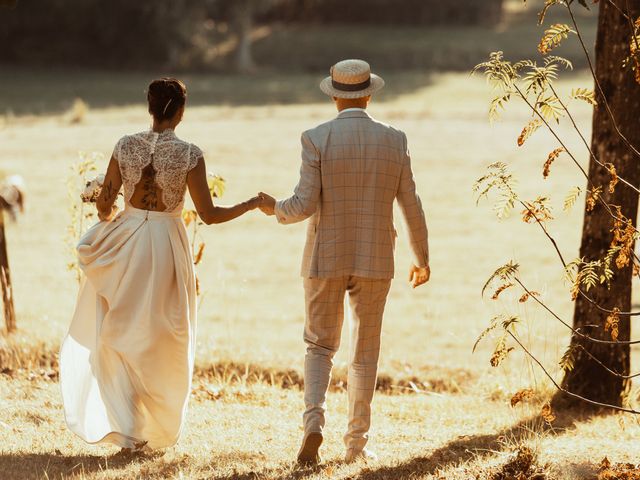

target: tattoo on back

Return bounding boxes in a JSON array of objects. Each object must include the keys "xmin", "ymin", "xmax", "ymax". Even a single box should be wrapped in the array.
[{"xmin": 139, "ymin": 160, "xmax": 161, "ymax": 210}]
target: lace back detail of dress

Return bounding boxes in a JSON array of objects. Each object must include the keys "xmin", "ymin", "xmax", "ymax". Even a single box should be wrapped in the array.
[
  {"xmin": 115, "ymin": 130, "xmax": 202, "ymax": 212},
  {"xmin": 134, "ymin": 159, "xmax": 166, "ymax": 211}
]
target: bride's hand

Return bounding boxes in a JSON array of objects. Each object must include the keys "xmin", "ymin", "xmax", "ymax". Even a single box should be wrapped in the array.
[
  {"xmin": 245, "ymin": 196, "xmax": 263, "ymax": 211},
  {"xmin": 257, "ymin": 192, "xmax": 276, "ymax": 216},
  {"xmin": 98, "ymin": 204, "xmax": 119, "ymax": 222}
]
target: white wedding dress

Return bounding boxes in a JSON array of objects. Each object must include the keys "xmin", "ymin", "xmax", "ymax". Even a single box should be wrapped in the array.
[{"xmin": 60, "ymin": 129, "xmax": 201, "ymax": 450}]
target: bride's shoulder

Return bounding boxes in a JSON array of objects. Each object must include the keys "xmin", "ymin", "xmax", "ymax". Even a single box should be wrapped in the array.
[
  {"xmin": 112, "ymin": 132, "xmax": 150, "ymax": 160},
  {"xmin": 116, "ymin": 131, "xmax": 145, "ymax": 146},
  {"xmin": 189, "ymin": 142, "xmax": 203, "ymax": 156},
  {"xmin": 187, "ymin": 142, "xmax": 204, "ymax": 169},
  {"xmin": 171, "ymin": 132, "xmax": 202, "ymax": 153}
]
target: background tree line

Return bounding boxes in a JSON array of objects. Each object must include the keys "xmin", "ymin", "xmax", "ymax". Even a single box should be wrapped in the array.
[{"xmin": 0, "ymin": 0, "xmax": 504, "ymax": 72}]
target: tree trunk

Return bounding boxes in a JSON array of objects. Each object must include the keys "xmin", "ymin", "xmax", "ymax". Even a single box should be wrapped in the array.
[
  {"xmin": 559, "ymin": 0, "xmax": 640, "ymax": 407},
  {"xmin": 233, "ymin": 0, "xmax": 255, "ymax": 73},
  {"xmin": 0, "ymin": 212, "xmax": 16, "ymax": 333},
  {"xmin": 490, "ymin": 0, "xmax": 505, "ymax": 26}
]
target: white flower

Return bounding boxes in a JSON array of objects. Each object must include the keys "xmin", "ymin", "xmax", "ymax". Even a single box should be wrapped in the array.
[
  {"xmin": 0, "ymin": 174, "xmax": 25, "ymax": 220},
  {"xmin": 4, "ymin": 175, "xmax": 25, "ymax": 189},
  {"xmin": 80, "ymin": 174, "xmax": 105, "ymax": 203}
]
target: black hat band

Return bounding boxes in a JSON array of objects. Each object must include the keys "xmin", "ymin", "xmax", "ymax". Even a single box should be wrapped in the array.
[{"xmin": 331, "ymin": 77, "xmax": 371, "ymax": 92}]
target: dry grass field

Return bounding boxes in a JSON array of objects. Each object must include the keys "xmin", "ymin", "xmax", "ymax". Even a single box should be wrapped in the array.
[
  {"xmin": 0, "ymin": 72, "xmax": 596, "ymax": 373},
  {"xmin": 1, "ymin": 5, "xmax": 640, "ymax": 472},
  {"xmin": 1, "ymin": 70, "xmax": 639, "ymax": 479}
]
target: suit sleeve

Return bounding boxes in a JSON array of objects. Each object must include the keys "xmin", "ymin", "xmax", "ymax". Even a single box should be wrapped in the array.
[
  {"xmin": 397, "ymin": 132, "xmax": 429, "ymax": 268},
  {"xmin": 274, "ymin": 131, "xmax": 321, "ymax": 225}
]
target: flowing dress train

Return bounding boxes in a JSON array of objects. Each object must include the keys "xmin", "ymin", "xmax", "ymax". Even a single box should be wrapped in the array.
[{"xmin": 60, "ymin": 130, "xmax": 200, "ymax": 449}]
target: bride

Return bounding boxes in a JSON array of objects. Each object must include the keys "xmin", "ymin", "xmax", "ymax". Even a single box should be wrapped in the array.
[{"xmin": 60, "ymin": 77, "xmax": 261, "ymax": 451}]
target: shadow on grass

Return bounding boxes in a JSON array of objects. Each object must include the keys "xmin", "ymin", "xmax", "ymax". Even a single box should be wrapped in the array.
[
  {"xmin": 352, "ymin": 408, "xmax": 595, "ymax": 480},
  {"xmin": 0, "ymin": 450, "xmax": 263, "ymax": 480},
  {"xmin": 212, "ymin": 409, "xmax": 596, "ymax": 480},
  {"xmin": 0, "ymin": 69, "xmax": 435, "ymax": 117},
  {"xmin": 0, "ymin": 409, "xmax": 600, "ymax": 480},
  {"xmin": 0, "ymin": 451, "xmax": 144, "ymax": 480}
]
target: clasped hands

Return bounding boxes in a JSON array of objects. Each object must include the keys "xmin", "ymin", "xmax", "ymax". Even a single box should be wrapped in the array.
[{"xmin": 244, "ymin": 192, "xmax": 276, "ymax": 215}]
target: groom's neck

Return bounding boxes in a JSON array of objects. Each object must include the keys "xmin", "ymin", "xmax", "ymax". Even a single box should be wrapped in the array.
[{"xmin": 334, "ymin": 96, "xmax": 370, "ymax": 112}]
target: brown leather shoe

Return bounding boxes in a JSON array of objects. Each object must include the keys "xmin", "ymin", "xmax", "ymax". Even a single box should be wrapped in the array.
[{"xmin": 297, "ymin": 432, "xmax": 323, "ymax": 466}]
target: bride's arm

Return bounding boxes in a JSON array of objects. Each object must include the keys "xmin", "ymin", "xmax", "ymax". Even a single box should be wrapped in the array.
[
  {"xmin": 96, "ymin": 155, "xmax": 122, "ymax": 221},
  {"xmin": 187, "ymin": 156, "xmax": 260, "ymax": 225}
]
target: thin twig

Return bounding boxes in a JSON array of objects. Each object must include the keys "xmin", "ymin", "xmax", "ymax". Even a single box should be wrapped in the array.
[
  {"xmin": 574, "ymin": 342, "xmax": 640, "ymax": 379},
  {"xmin": 514, "ymin": 84, "xmax": 638, "ymax": 237},
  {"xmin": 514, "ymin": 85, "xmax": 589, "ymax": 178},
  {"xmin": 566, "ymin": 1, "xmax": 640, "ymax": 159},
  {"xmin": 515, "ymin": 277, "xmax": 640, "ymax": 342},
  {"xmin": 548, "ymin": 82, "xmax": 640, "ymax": 194},
  {"xmin": 516, "ymin": 195, "xmax": 639, "ymax": 317},
  {"xmin": 513, "ymin": 84, "xmax": 640, "ymax": 290},
  {"xmin": 507, "ymin": 330, "xmax": 640, "ymax": 414},
  {"xmin": 605, "ymin": 0, "xmax": 632, "ymax": 20},
  {"xmin": 546, "ymin": 81, "xmax": 640, "ymax": 280},
  {"xmin": 517, "ymin": 198, "xmax": 567, "ymax": 266}
]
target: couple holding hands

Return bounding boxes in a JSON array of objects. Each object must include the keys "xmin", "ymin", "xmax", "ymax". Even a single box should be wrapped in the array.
[{"xmin": 60, "ymin": 59, "xmax": 430, "ymax": 466}]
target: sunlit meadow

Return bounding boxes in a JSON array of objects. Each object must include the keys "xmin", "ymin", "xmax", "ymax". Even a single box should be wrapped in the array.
[{"xmin": 2, "ymin": 2, "xmax": 640, "ymax": 478}]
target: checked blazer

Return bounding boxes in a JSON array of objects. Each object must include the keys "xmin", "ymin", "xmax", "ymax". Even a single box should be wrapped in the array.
[{"xmin": 275, "ymin": 109, "xmax": 429, "ymax": 279}]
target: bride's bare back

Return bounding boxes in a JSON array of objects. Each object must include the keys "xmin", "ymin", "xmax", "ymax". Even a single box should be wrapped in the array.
[{"xmin": 129, "ymin": 158, "xmax": 166, "ymax": 211}]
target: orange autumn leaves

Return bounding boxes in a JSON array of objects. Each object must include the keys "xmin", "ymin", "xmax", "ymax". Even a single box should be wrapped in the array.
[
  {"xmin": 537, "ymin": 23, "xmax": 575, "ymax": 55},
  {"xmin": 605, "ymin": 307, "xmax": 621, "ymax": 342},
  {"xmin": 509, "ymin": 389, "xmax": 555, "ymax": 427},
  {"xmin": 522, "ymin": 197, "xmax": 553, "ymax": 224},
  {"xmin": 610, "ymin": 206, "xmax": 635, "ymax": 269},
  {"xmin": 543, "ymin": 148, "xmax": 564, "ymax": 179},
  {"xmin": 517, "ymin": 119, "xmax": 543, "ymax": 147},
  {"xmin": 520, "ymin": 144, "xmax": 616, "ymax": 216}
]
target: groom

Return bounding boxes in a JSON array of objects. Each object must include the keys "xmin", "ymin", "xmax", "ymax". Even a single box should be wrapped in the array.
[{"xmin": 258, "ymin": 59, "xmax": 430, "ymax": 465}]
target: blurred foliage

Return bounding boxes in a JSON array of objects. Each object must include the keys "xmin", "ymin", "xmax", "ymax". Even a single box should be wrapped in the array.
[
  {"xmin": 0, "ymin": 0, "xmax": 204, "ymax": 68},
  {"xmin": 0, "ymin": 0, "xmax": 504, "ymax": 70},
  {"xmin": 260, "ymin": 0, "xmax": 504, "ymax": 26}
]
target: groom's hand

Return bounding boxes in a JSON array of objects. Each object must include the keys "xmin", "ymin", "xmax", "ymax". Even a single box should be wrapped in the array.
[
  {"xmin": 258, "ymin": 192, "xmax": 276, "ymax": 216},
  {"xmin": 409, "ymin": 264, "xmax": 430, "ymax": 288}
]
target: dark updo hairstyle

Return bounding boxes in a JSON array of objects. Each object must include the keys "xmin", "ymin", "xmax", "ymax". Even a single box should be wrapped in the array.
[{"xmin": 147, "ymin": 77, "xmax": 187, "ymax": 122}]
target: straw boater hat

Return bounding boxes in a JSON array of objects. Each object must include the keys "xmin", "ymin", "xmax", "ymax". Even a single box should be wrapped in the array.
[{"xmin": 319, "ymin": 59, "xmax": 385, "ymax": 99}]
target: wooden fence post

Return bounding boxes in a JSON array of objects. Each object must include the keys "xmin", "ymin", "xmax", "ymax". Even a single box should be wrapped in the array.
[{"xmin": 0, "ymin": 210, "xmax": 16, "ymax": 333}]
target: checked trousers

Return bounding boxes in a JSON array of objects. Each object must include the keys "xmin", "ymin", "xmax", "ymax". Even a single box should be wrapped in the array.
[{"xmin": 302, "ymin": 275, "xmax": 392, "ymax": 452}]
